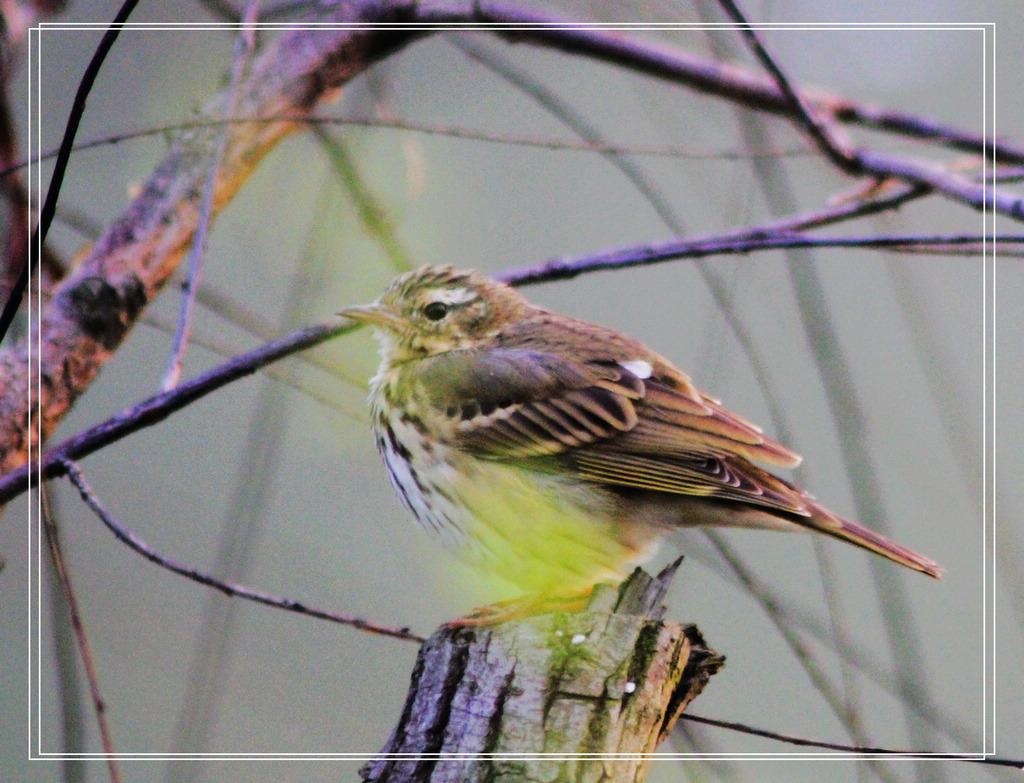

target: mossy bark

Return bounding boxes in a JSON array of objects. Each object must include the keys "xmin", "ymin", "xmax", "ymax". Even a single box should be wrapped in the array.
[{"xmin": 361, "ymin": 560, "xmax": 723, "ymax": 783}]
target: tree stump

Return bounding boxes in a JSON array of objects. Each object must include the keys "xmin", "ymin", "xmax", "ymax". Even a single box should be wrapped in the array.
[{"xmin": 361, "ymin": 558, "xmax": 723, "ymax": 783}]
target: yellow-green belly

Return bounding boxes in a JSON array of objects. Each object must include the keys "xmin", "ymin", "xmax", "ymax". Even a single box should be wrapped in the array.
[{"xmin": 379, "ymin": 427, "xmax": 660, "ymax": 593}]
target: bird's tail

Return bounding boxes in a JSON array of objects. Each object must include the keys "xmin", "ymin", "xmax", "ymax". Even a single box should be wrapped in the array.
[{"xmin": 807, "ymin": 504, "xmax": 943, "ymax": 579}]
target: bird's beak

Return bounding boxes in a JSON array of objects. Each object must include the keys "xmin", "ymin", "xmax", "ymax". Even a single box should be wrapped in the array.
[{"xmin": 337, "ymin": 303, "xmax": 403, "ymax": 333}]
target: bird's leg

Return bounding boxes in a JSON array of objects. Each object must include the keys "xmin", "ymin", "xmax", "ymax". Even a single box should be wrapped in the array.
[{"xmin": 446, "ymin": 586, "xmax": 599, "ymax": 627}]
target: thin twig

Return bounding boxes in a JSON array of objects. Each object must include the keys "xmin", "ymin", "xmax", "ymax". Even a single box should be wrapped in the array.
[
  {"xmin": 162, "ymin": 6, "xmax": 258, "ymax": 390},
  {"xmin": 140, "ymin": 311, "xmax": 362, "ymax": 417},
  {"xmin": 61, "ymin": 459, "xmax": 425, "ymax": 644},
  {"xmin": 0, "ymin": 0, "xmax": 141, "ymax": 346},
  {"xmin": 0, "ymin": 315, "xmax": 357, "ymax": 503},
  {"xmin": 500, "ymin": 232, "xmax": 1016, "ymax": 286},
  {"xmin": 188, "ymin": 278, "xmax": 368, "ymax": 388},
  {"xmin": 681, "ymin": 713, "xmax": 1024, "ymax": 767},
  {"xmin": 703, "ymin": 530, "xmax": 864, "ymax": 746},
  {"xmin": 0, "ymin": 114, "xmax": 819, "ymax": 179},
  {"xmin": 713, "ymin": 0, "xmax": 1020, "ymax": 223},
  {"xmin": 716, "ymin": 0, "xmax": 859, "ymax": 174},
  {"xmin": 40, "ymin": 486, "xmax": 122, "ymax": 782},
  {"xmin": 456, "ymin": 3, "xmax": 1024, "ymax": 163},
  {"xmin": 859, "ymin": 148, "xmax": 1024, "ymax": 220}
]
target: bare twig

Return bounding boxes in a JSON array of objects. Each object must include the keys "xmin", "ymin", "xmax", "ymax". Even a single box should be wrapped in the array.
[
  {"xmin": 456, "ymin": 3, "xmax": 1023, "ymax": 164},
  {"xmin": 859, "ymin": 148, "xmax": 1023, "ymax": 219},
  {"xmin": 186, "ymin": 278, "xmax": 367, "ymax": 389},
  {"xmin": 0, "ymin": 316, "xmax": 356, "ymax": 503},
  {"xmin": 716, "ymin": 0, "xmax": 859, "ymax": 174},
  {"xmin": 141, "ymin": 312, "xmax": 361, "ymax": 416},
  {"xmin": 712, "ymin": 0, "xmax": 1019, "ymax": 222},
  {"xmin": 0, "ymin": 0, "xmax": 141, "ymax": 345},
  {"xmin": 162, "ymin": 3, "xmax": 259, "ymax": 390},
  {"xmin": 682, "ymin": 713, "xmax": 1024, "ymax": 767},
  {"xmin": 500, "ymin": 232, "xmax": 1015, "ymax": 287},
  {"xmin": 61, "ymin": 459, "xmax": 425, "ymax": 644},
  {"xmin": 3, "ymin": 114, "xmax": 818, "ymax": 179},
  {"xmin": 40, "ymin": 487, "xmax": 121, "ymax": 782}
]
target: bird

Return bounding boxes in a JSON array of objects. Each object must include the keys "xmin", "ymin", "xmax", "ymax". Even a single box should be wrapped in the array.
[{"xmin": 339, "ymin": 265, "xmax": 942, "ymax": 616}]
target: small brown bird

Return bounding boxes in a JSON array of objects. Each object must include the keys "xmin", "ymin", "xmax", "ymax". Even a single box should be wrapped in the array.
[{"xmin": 340, "ymin": 266, "xmax": 941, "ymax": 608}]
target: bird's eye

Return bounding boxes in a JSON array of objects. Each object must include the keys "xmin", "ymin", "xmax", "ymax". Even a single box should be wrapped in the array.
[{"xmin": 423, "ymin": 301, "xmax": 450, "ymax": 321}]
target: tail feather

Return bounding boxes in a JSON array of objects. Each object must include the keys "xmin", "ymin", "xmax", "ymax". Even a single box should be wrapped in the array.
[{"xmin": 807, "ymin": 505, "xmax": 943, "ymax": 579}]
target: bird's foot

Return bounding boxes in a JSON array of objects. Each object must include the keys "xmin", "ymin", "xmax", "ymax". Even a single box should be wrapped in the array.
[{"xmin": 446, "ymin": 588, "xmax": 595, "ymax": 627}]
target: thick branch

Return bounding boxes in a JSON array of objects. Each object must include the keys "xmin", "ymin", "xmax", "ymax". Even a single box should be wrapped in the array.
[{"xmin": 0, "ymin": 2, "xmax": 422, "ymax": 474}]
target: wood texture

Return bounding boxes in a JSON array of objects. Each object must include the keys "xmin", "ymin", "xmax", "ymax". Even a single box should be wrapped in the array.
[{"xmin": 362, "ymin": 561, "xmax": 723, "ymax": 783}]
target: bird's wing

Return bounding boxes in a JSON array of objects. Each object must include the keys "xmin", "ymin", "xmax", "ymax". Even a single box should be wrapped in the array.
[
  {"xmin": 416, "ymin": 347, "xmax": 808, "ymax": 513},
  {"xmin": 569, "ymin": 450, "xmax": 813, "ymax": 516},
  {"xmin": 415, "ymin": 347, "xmax": 943, "ymax": 578},
  {"xmin": 416, "ymin": 347, "xmax": 644, "ymax": 457}
]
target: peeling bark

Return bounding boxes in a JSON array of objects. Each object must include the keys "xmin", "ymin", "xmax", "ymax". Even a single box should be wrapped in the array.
[{"xmin": 362, "ymin": 562, "xmax": 723, "ymax": 783}]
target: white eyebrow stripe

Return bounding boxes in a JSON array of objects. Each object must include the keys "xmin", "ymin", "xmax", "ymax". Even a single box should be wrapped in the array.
[
  {"xmin": 431, "ymin": 287, "xmax": 478, "ymax": 306},
  {"xmin": 619, "ymin": 359, "xmax": 653, "ymax": 379}
]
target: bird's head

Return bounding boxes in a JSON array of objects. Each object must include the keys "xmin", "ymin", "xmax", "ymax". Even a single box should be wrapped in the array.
[{"xmin": 339, "ymin": 265, "xmax": 530, "ymax": 364}]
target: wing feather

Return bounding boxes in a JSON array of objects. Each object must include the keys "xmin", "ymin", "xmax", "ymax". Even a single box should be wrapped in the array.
[
  {"xmin": 414, "ymin": 346, "xmax": 802, "ymax": 503},
  {"xmin": 572, "ymin": 451, "xmax": 813, "ymax": 516}
]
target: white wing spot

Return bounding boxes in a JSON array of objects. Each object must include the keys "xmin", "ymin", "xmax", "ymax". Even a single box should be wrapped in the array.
[{"xmin": 619, "ymin": 359, "xmax": 653, "ymax": 379}]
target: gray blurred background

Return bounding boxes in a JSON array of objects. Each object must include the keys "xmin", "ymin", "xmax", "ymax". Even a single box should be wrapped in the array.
[{"xmin": 1, "ymin": 1, "xmax": 1020, "ymax": 782}]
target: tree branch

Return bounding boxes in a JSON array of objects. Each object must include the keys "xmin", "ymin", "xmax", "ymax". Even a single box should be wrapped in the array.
[
  {"xmin": 716, "ymin": 0, "xmax": 860, "ymax": 174},
  {"xmin": 0, "ymin": 2, "xmax": 424, "ymax": 475},
  {"xmin": 62, "ymin": 459, "xmax": 424, "ymax": 643},
  {"xmin": 500, "ymin": 232, "xmax": 1014, "ymax": 287},
  {"xmin": 682, "ymin": 713, "xmax": 1024, "ymax": 767},
  {"xmin": 0, "ymin": 0, "xmax": 142, "ymax": 345},
  {"xmin": 460, "ymin": 3, "xmax": 1022, "ymax": 164},
  {"xmin": 0, "ymin": 316, "xmax": 354, "ymax": 503}
]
